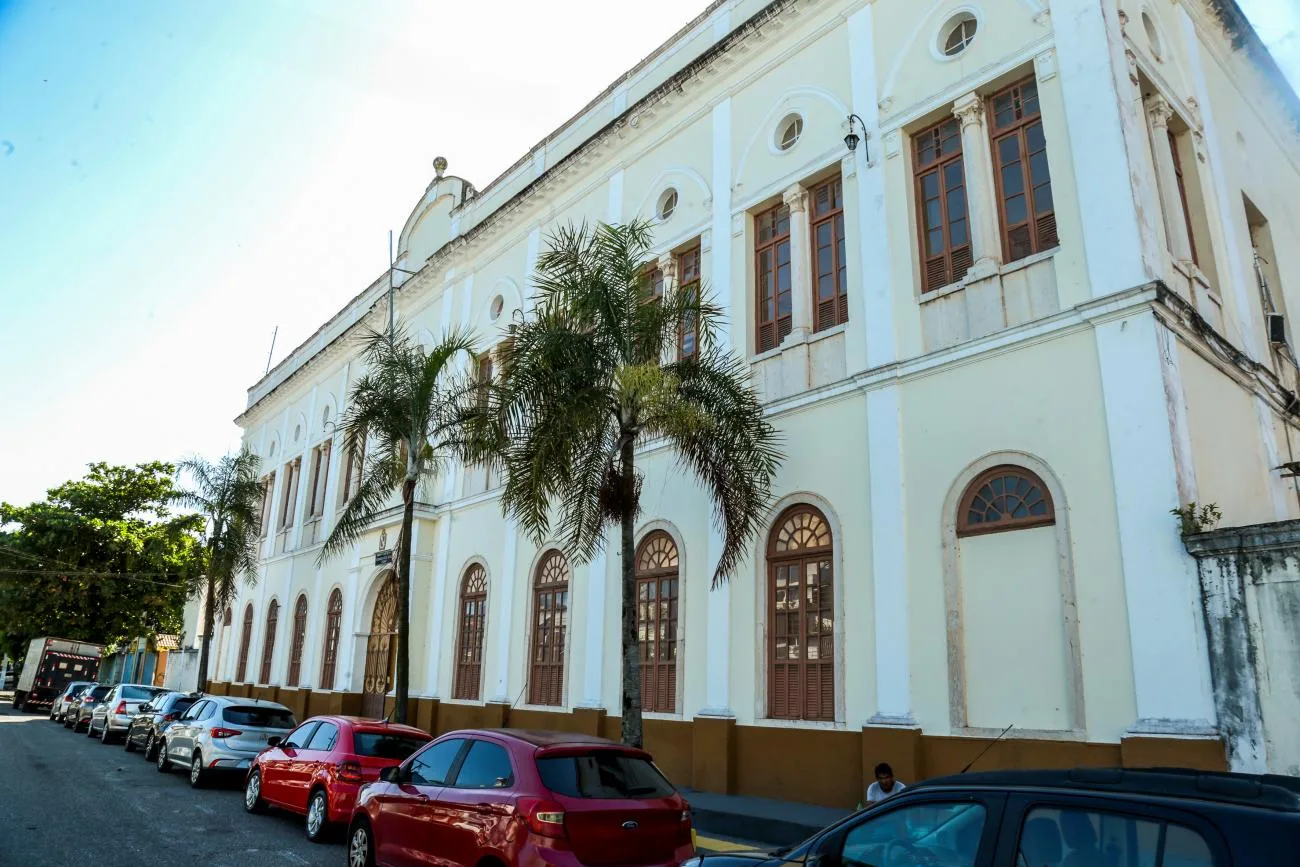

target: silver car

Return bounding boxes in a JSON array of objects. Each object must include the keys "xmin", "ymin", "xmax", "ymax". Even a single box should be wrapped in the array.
[
  {"xmin": 49, "ymin": 681, "xmax": 93, "ymax": 723},
  {"xmin": 156, "ymin": 696, "xmax": 296, "ymax": 788},
  {"xmin": 87, "ymin": 683, "xmax": 166, "ymax": 744}
]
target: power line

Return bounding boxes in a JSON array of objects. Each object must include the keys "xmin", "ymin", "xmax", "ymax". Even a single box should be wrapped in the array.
[
  {"xmin": 0, "ymin": 544, "xmax": 85, "ymax": 572},
  {"xmin": 0, "ymin": 569, "xmax": 190, "ymax": 589}
]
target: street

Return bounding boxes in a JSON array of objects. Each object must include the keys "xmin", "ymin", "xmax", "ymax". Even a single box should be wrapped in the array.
[{"xmin": 0, "ymin": 696, "xmax": 338, "ymax": 866}]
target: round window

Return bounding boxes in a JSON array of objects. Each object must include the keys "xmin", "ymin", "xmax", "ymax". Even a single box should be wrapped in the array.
[
  {"xmin": 777, "ymin": 114, "xmax": 803, "ymax": 152},
  {"xmin": 1142, "ymin": 11, "xmax": 1163, "ymax": 60},
  {"xmin": 293, "ymin": 424, "xmax": 301, "ymax": 442},
  {"xmin": 489, "ymin": 295, "xmax": 505, "ymax": 321},
  {"xmin": 268, "ymin": 441, "xmax": 277, "ymax": 458},
  {"xmin": 941, "ymin": 13, "xmax": 978, "ymax": 57},
  {"xmin": 658, "ymin": 188, "xmax": 678, "ymax": 221},
  {"xmin": 322, "ymin": 406, "xmax": 331, "ymax": 427}
]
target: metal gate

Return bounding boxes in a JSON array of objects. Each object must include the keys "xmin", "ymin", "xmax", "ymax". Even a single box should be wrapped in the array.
[{"xmin": 361, "ymin": 574, "xmax": 398, "ymax": 719}]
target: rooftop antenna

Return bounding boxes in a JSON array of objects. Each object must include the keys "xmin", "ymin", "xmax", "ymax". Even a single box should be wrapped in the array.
[
  {"xmin": 960, "ymin": 723, "xmax": 1014, "ymax": 773},
  {"xmin": 264, "ymin": 326, "xmax": 278, "ymax": 375},
  {"xmin": 386, "ymin": 156, "xmax": 445, "ymax": 346}
]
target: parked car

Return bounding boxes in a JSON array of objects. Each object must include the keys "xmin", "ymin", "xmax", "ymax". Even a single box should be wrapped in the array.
[
  {"xmin": 348, "ymin": 729, "xmax": 694, "ymax": 867},
  {"xmin": 156, "ymin": 695, "xmax": 296, "ymax": 788},
  {"xmin": 244, "ymin": 716, "xmax": 431, "ymax": 842},
  {"xmin": 124, "ymin": 691, "xmax": 202, "ymax": 760},
  {"xmin": 87, "ymin": 682, "xmax": 166, "ymax": 743},
  {"xmin": 49, "ymin": 681, "xmax": 93, "ymax": 722},
  {"xmin": 65, "ymin": 683, "xmax": 110, "ymax": 731},
  {"xmin": 681, "ymin": 767, "xmax": 1300, "ymax": 867}
]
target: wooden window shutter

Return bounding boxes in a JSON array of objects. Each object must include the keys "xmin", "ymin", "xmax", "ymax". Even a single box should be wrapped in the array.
[
  {"xmin": 259, "ymin": 599, "xmax": 279, "ymax": 684},
  {"xmin": 236, "ymin": 605, "xmax": 254, "ymax": 683},
  {"xmin": 286, "ymin": 595, "xmax": 308, "ymax": 687},
  {"xmin": 319, "ymin": 589, "xmax": 343, "ymax": 690},
  {"xmin": 528, "ymin": 551, "xmax": 570, "ymax": 707},
  {"xmin": 453, "ymin": 565, "xmax": 488, "ymax": 701},
  {"xmin": 766, "ymin": 506, "xmax": 835, "ymax": 722}
]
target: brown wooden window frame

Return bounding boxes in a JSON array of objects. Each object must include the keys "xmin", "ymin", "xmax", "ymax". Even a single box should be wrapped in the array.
[
  {"xmin": 453, "ymin": 564, "xmax": 489, "ymax": 701},
  {"xmin": 914, "ymin": 116, "xmax": 973, "ymax": 293},
  {"xmin": 767, "ymin": 505, "xmax": 836, "ymax": 723},
  {"xmin": 528, "ymin": 550, "xmax": 570, "ymax": 708},
  {"xmin": 319, "ymin": 588, "xmax": 343, "ymax": 690},
  {"xmin": 675, "ymin": 245, "xmax": 702, "ymax": 360},
  {"xmin": 635, "ymin": 531, "xmax": 680, "ymax": 715},
  {"xmin": 278, "ymin": 458, "xmax": 300, "ymax": 530},
  {"xmin": 810, "ymin": 175, "xmax": 849, "ymax": 332},
  {"xmin": 989, "ymin": 76, "xmax": 1058, "ymax": 263},
  {"xmin": 1168, "ymin": 129, "xmax": 1200, "ymax": 267},
  {"xmin": 754, "ymin": 202, "xmax": 794, "ymax": 353},
  {"xmin": 340, "ymin": 436, "xmax": 365, "ymax": 506},
  {"xmin": 236, "ymin": 604, "xmax": 254, "ymax": 683},
  {"xmin": 286, "ymin": 594, "xmax": 309, "ymax": 687},
  {"xmin": 258, "ymin": 473, "xmax": 275, "ymax": 538},
  {"xmin": 307, "ymin": 442, "xmax": 331, "ymax": 519},
  {"xmin": 259, "ymin": 598, "xmax": 279, "ymax": 684},
  {"xmin": 956, "ymin": 465, "xmax": 1056, "ymax": 537}
]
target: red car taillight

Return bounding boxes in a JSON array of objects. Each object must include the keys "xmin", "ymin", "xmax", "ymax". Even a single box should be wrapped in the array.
[
  {"xmin": 677, "ymin": 808, "xmax": 693, "ymax": 845},
  {"xmin": 114, "ymin": 701, "xmax": 128, "ymax": 715},
  {"xmin": 210, "ymin": 727, "xmax": 243, "ymax": 739},
  {"xmin": 336, "ymin": 761, "xmax": 364, "ymax": 783},
  {"xmin": 162, "ymin": 713, "xmax": 178, "ymax": 721},
  {"xmin": 519, "ymin": 798, "xmax": 566, "ymax": 839}
]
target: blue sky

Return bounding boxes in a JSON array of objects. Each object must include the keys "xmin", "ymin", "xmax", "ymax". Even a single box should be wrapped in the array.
[{"xmin": 0, "ymin": 0, "xmax": 1297, "ymax": 506}]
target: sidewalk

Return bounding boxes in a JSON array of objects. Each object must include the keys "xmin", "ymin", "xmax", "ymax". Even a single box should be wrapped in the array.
[{"xmin": 686, "ymin": 788, "xmax": 853, "ymax": 850}]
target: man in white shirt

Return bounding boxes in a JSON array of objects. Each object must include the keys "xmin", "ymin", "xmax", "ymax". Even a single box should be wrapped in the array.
[{"xmin": 865, "ymin": 762, "xmax": 907, "ymax": 804}]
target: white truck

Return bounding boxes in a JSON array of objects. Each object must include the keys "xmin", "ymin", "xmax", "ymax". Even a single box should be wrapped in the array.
[{"xmin": 12, "ymin": 637, "xmax": 104, "ymax": 712}]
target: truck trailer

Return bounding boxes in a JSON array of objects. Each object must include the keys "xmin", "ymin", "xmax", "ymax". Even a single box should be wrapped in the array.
[{"xmin": 12, "ymin": 637, "xmax": 104, "ymax": 712}]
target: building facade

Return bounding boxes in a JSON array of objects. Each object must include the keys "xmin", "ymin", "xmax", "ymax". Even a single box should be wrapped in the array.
[{"xmin": 206, "ymin": 0, "xmax": 1300, "ymax": 806}]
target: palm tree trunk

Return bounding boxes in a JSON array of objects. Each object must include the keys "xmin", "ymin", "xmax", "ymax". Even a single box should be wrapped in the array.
[
  {"xmin": 395, "ymin": 477, "xmax": 416, "ymax": 724},
  {"xmin": 197, "ymin": 574, "xmax": 216, "ymax": 692},
  {"xmin": 618, "ymin": 435, "xmax": 643, "ymax": 748}
]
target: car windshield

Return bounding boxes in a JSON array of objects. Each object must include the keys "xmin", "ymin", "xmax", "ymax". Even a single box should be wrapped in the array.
[
  {"xmin": 120, "ymin": 685, "xmax": 162, "ymax": 700},
  {"xmin": 222, "ymin": 706, "xmax": 295, "ymax": 728},
  {"xmin": 352, "ymin": 732, "xmax": 430, "ymax": 760},
  {"xmin": 536, "ymin": 751, "xmax": 675, "ymax": 799}
]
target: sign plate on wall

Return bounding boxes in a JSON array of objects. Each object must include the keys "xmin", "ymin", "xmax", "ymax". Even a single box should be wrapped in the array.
[{"xmin": 374, "ymin": 549, "xmax": 393, "ymax": 566}]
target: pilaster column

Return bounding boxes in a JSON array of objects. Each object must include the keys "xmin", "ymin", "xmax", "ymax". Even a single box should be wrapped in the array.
[
  {"xmin": 579, "ymin": 545, "xmax": 608, "ymax": 708},
  {"xmin": 489, "ymin": 521, "xmax": 519, "ymax": 703},
  {"xmin": 700, "ymin": 523, "xmax": 732, "ymax": 717},
  {"xmin": 782, "ymin": 183, "xmax": 812, "ymax": 343},
  {"xmin": 1145, "ymin": 96, "xmax": 1194, "ymax": 267},
  {"xmin": 426, "ymin": 516, "xmax": 453, "ymax": 697},
  {"xmin": 952, "ymin": 92, "xmax": 1001, "ymax": 273}
]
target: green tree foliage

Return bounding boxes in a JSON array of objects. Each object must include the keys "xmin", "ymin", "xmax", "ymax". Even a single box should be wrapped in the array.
[
  {"xmin": 471, "ymin": 220, "xmax": 782, "ymax": 747},
  {"xmin": 0, "ymin": 462, "xmax": 205, "ymax": 662},
  {"xmin": 319, "ymin": 325, "xmax": 478, "ymax": 724}
]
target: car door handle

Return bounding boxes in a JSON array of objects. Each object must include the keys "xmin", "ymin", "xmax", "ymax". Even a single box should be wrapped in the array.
[{"xmin": 470, "ymin": 803, "xmax": 501, "ymax": 815}]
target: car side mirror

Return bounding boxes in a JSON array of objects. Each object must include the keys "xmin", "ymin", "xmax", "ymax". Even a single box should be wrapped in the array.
[
  {"xmin": 267, "ymin": 736, "xmax": 282, "ymax": 748},
  {"xmin": 379, "ymin": 766, "xmax": 402, "ymax": 784}
]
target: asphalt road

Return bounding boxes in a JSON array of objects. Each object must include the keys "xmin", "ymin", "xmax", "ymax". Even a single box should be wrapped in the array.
[{"xmin": 0, "ymin": 695, "xmax": 338, "ymax": 866}]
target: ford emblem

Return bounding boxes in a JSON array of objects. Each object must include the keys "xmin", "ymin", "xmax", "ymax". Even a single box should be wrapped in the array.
[{"xmin": 622, "ymin": 821, "xmax": 639, "ymax": 830}]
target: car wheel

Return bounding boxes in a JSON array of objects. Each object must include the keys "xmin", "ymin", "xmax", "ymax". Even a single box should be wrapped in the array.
[
  {"xmin": 86, "ymin": 719, "xmax": 96, "ymax": 738},
  {"xmin": 124, "ymin": 730, "xmax": 136, "ymax": 752},
  {"xmin": 348, "ymin": 820, "xmax": 375, "ymax": 867},
  {"xmin": 155, "ymin": 740, "xmax": 171, "ymax": 773},
  {"xmin": 100, "ymin": 722, "xmax": 114, "ymax": 745},
  {"xmin": 189, "ymin": 753, "xmax": 206, "ymax": 789},
  {"xmin": 244, "ymin": 770, "xmax": 267, "ymax": 814},
  {"xmin": 48, "ymin": 707, "xmax": 56, "ymax": 721},
  {"xmin": 143, "ymin": 732, "xmax": 157, "ymax": 761},
  {"xmin": 306, "ymin": 789, "xmax": 330, "ymax": 842}
]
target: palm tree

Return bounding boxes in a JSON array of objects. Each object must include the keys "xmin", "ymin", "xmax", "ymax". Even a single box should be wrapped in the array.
[
  {"xmin": 482, "ymin": 219, "xmax": 782, "ymax": 748},
  {"xmin": 319, "ymin": 325, "xmax": 477, "ymax": 724},
  {"xmin": 174, "ymin": 450, "xmax": 264, "ymax": 692}
]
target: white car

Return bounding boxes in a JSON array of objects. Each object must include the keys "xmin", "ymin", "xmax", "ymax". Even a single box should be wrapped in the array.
[
  {"xmin": 88, "ymin": 683, "xmax": 166, "ymax": 743},
  {"xmin": 156, "ymin": 696, "xmax": 296, "ymax": 788},
  {"xmin": 49, "ymin": 681, "xmax": 93, "ymax": 723}
]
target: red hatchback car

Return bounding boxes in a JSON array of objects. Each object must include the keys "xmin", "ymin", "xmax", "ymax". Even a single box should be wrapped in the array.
[
  {"xmin": 348, "ymin": 729, "xmax": 694, "ymax": 867},
  {"xmin": 244, "ymin": 715, "xmax": 432, "ymax": 841}
]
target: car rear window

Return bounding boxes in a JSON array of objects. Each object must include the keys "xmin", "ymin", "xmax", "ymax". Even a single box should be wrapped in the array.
[
  {"xmin": 536, "ymin": 751, "xmax": 675, "ymax": 799},
  {"xmin": 89, "ymin": 686, "xmax": 111, "ymax": 699},
  {"xmin": 223, "ymin": 706, "xmax": 296, "ymax": 728},
  {"xmin": 352, "ymin": 732, "xmax": 430, "ymax": 760},
  {"xmin": 168, "ymin": 696, "xmax": 197, "ymax": 713},
  {"xmin": 120, "ymin": 685, "xmax": 162, "ymax": 700}
]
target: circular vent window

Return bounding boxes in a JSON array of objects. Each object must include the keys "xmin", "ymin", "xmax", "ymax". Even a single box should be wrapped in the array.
[
  {"xmin": 777, "ymin": 114, "xmax": 803, "ymax": 151},
  {"xmin": 489, "ymin": 295, "xmax": 505, "ymax": 321},
  {"xmin": 658, "ymin": 188, "xmax": 678, "ymax": 221},
  {"xmin": 1142, "ymin": 11, "xmax": 1163, "ymax": 61},
  {"xmin": 940, "ymin": 12, "xmax": 978, "ymax": 57}
]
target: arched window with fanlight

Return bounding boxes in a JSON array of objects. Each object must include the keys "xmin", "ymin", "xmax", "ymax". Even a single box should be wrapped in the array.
[
  {"xmin": 636, "ymin": 532, "xmax": 680, "ymax": 714},
  {"xmin": 453, "ymin": 564, "xmax": 489, "ymax": 701},
  {"xmin": 286, "ymin": 594, "xmax": 309, "ymax": 687},
  {"xmin": 319, "ymin": 588, "xmax": 343, "ymax": 690},
  {"xmin": 956, "ymin": 465, "xmax": 1055, "ymax": 536},
  {"xmin": 528, "ymin": 550, "xmax": 570, "ymax": 707},
  {"xmin": 236, "ymin": 604, "xmax": 254, "ymax": 683},
  {"xmin": 259, "ymin": 599, "xmax": 279, "ymax": 684},
  {"xmin": 767, "ymin": 505, "xmax": 835, "ymax": 721}
]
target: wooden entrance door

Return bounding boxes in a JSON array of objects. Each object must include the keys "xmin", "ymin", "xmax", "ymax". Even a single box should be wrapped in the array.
[{"xmin": 362, "ymin": 574, "xmax": 398, "ymax": 718}]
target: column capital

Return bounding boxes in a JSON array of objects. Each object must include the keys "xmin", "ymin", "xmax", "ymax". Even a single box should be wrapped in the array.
[
  {"xmin": 952, "ymin": 91, "xmax": 985, "ymax": 130},
  {"xmin": 782, "ymin": 183, "xmax": 808, "ymax": 213},
  {"xmin": 1145, "ymin": 93, "xmax": 1174, "ymax": 130},
  {"xmin": 657, "ymin": 252, "xmax": 676, "ymax": 280}
]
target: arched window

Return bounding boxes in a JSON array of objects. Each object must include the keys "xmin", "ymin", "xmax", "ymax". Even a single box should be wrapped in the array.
[
  {"xmin": 767, "ymin": 505, "xmax": 835, "ymax": 722},
  {"xmin": 319, "ymin": 588, "xmax": 343, "ymax": 690},
  {"xmin": 453, "ymin": 564, "xmax": 489, "ymax": 701},
  {"xmin": 528, "ymin": 550, "xmax": 570, "ymax": 707},
  {"xmin": 223, "ymin": 607, "xmax": 233, "ymax": 627},
  {"xmin": 636, "ymin": 532, "xmax": 680, "ymax": 714},
  {"xmin": 286, "ymin": 594, "xmax": 309, "ymax": 687},
  {"xmin": 259, "ymin": 599, "xmax": 279, "ymax": 684},
  {"xmin": 956, "ymin": 465, "xmax": 1055, "ymax": 536},
  {"xmin": 236, "ymin": 604, "xmax": 254, "ymax": 683}
]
